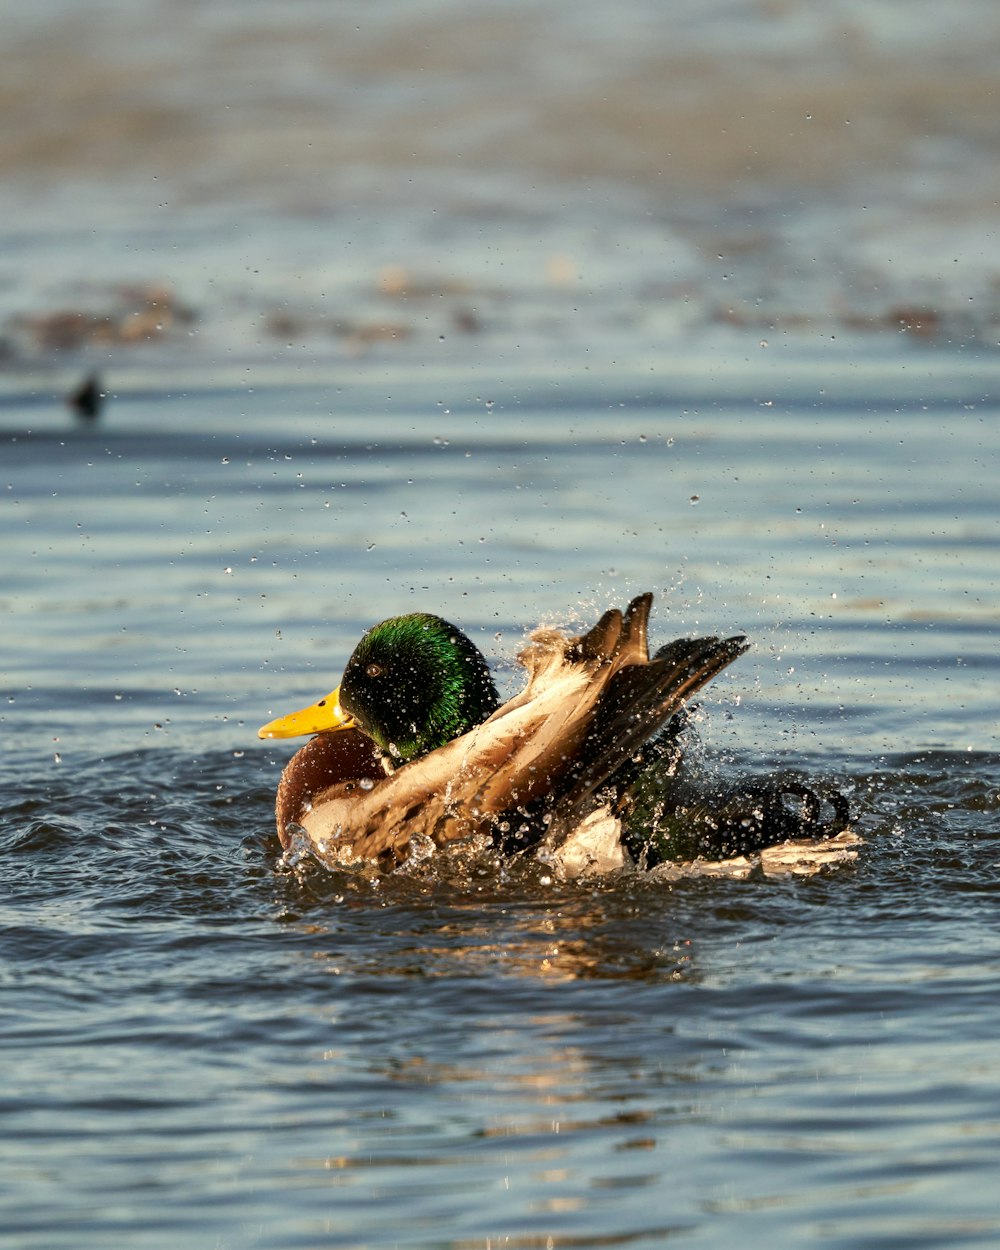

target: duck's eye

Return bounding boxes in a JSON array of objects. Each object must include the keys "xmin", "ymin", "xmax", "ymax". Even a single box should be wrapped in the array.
[{"xmin": 366, "ymin": 663, "xmax": 383, "ymax": 678}]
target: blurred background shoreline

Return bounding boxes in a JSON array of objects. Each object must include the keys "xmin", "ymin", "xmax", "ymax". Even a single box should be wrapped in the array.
[
  {"xmin": 7, "ymin": 1, "xmax": 1000, "ymax": 206},
  {"xmin": 3, "ymin": 0, "xmax": 1000, "ymax": 374}
]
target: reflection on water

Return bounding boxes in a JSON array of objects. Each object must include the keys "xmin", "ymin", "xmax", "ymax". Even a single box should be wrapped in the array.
[{"xmin": 282, "ymin": 869, "xmax": 701, "ymax": 985}]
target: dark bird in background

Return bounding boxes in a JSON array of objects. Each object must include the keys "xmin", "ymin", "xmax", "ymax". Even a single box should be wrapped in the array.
[{"xmin": 67, "ymin": 372, "xmax": 103, "ymax": 421}]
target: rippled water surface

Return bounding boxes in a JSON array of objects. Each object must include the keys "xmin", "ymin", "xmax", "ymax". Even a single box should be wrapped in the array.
[
  {"xmin": 4, "ymin": 344, "xmax": 1000, "ymax": 1250},
  {"xmin": 4, "ymin": 1, "xmax": 1000, "ymax": 1246}
]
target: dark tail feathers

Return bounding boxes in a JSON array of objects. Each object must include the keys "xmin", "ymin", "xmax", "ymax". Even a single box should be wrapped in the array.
[{"xmin": 625, "ymin": 776, "xmax": 851, "ymax": 866}]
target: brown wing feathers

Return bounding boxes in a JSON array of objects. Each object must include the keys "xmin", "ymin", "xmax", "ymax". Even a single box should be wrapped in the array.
[
  {"xmin": 557, "ymin": 601, "xmax": 748, "ymax": 809},
  {"xmin": 565, "ymin": 590, "xmax": 652, "ymax": 670}
]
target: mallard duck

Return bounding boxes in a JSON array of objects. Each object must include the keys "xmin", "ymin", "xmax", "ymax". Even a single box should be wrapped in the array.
[{"xmin": 258, "ymin": 593, "xmax": 848, "ymax": 868}]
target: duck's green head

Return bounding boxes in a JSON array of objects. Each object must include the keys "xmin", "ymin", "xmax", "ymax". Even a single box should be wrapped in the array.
[{"xmin": 258, "ymin": 612, "xmax": 500, "ymax": 762}]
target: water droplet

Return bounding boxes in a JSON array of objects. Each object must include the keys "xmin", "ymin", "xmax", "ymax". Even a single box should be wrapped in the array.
[
  {"xmin": 689, "ymin": 495, "xmax": 700, "ymax": 505},
  {"xmin": 407, "ymin": 832, "xmax": 436, "ymax": 863},
  {"xmin": 359, "ymin": 778, "xmax": 375, "ymax": 791}
]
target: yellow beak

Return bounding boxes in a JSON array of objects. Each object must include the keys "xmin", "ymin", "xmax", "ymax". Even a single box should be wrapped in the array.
[{"xmin": 257, "ymin": 684, "xmax": 356, "ymax": 740}]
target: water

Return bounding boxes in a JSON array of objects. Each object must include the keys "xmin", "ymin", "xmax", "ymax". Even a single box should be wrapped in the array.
[
  {"xmin": 4, "ymin": 2, "xmax": 1000, "ymax": 1247},
  {"xmin": 4, "ymin": 350, "xmax": 1000, "ymax": 1249}
]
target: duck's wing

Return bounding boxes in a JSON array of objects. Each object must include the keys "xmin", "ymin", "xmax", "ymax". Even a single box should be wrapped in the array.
[
  {"xmin": 500, "ymin": 589, "xmax": 746, "ymax": 817},
  {"xmin": 558, "ymin": 632, "xmax": 749, "ymax": 806},
  {"xmin": 471, "ymin": 592, "xmax": 660, "ymax": 815}
]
